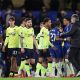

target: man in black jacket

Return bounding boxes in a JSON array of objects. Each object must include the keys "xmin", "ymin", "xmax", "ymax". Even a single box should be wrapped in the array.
[{"xmin": 60, "ymin": 14, "xmax": 80, "ymax": 77}]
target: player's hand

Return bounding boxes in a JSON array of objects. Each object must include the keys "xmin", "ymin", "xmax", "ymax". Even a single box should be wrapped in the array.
[
  {"xmin": 21, "ymin": 48, "xmax": 25, "ymax": 53},
  {"xmin": 43, "ymin": 49, "xmax": 47, "ymax": 53},
  {"xmin": 35, "ymin": 49, "xmax": 39, "ymax": 54},
  {"xmin": 2, "ymin": 46, "xmax": 5, "ymax": 52},
  {"xmin": 60, "ymin": 33, "xmax": 63, "ymax": 36},
  {"xmin": 59, "ymin": 27, "xmax": 63, "ymax": 33},
  {"xmin": 66, "ymin": 37, "xmax": 71, "ymax": 41},
  {"xmin": 52, "ymin": 46, "xmax": 57, "ymax": 50}
]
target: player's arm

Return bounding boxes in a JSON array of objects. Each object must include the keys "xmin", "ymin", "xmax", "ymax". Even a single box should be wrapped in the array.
[
  {"xmin": 2, "ymin": 29, "xmax": 9, "ymax": 52},
  {"xmin": 60, "ymin": 24, "xmax": 76, "ymax": 37},
  {"xmin": 32, "ymin": 28, "xmax": 38, "ymax": 51},
  {"xmin": 33, "ymin": 35, "xmax": 39, "ymax": 54},
  {"xmin": 20, "ymin": 32, "xmax": 25, "ymax": 53},
  {"xmin": 33, "ymin": 35, "xmax": 38, "ymax": 50},
  {"xmin": 56, "ymin": 36, "xmax": 64, "ymax": 41},
  {"xmin": 0, "ymin": 34, "xmax": 3, "ymax": 50},
  {"xmin": 36, "ymin": 33, "xmax": 40, "ymax": 43},
  {"xmin": 20, "ymin": 32, "xmax": 24, "ymax": 48},
  {"xmin": 49, "ymin": 37, "xmax": 57, "ymax": 50},
  {"xmin": 0, "ymin": 34, "xmax": 3, "ymax": 45}
]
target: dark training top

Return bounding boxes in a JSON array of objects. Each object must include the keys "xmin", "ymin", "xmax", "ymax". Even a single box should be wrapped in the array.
[{"xmin": 60, "ymin": 21, "xmax": 80, "ymax": 48}]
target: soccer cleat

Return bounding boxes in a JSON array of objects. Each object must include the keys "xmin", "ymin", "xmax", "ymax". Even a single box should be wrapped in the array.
[
  {"xmin": 70, "ymin": 74, "xmax": 75, "ymax": 77},
  {"xmin": 31, "ymin": 71, "xmax": 35, "ymax": 77},
  {"xmin": 35, "ymin": 75, "xmax": 40, "ymax": 77},
  {"xmin": 48, "ymin": 73, "xmax": 56, "ymax": 78},
  {"xmin": 35, "ymin": 73, "xmax": 40, "ymax": 77},
  {"xmin": 9, "ymin": 72, "xmax": 13, "ymax": 77},
  {"xmin": 41, "ymin": 75, "xmax": 46, "ymax": 78},
  {"xmin": 64, "ymin": 74, "xmax": 75, "ymax": 78},
  {"xmin": 76, "ymin": 71, "xmax": 80, "ymax": 77},
  {"xmin": 28, "ymin": 75, "xmax": 32, "ymax": 78}
]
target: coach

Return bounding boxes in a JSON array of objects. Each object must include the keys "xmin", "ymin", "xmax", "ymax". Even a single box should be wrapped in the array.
[{"xmin": 60, "ymin": 14, "xmax": 80, "ymax": 77}]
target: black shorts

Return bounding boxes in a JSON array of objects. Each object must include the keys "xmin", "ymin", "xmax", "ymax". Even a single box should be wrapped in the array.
[
  {"xmin": 21, "ymin": 49, "xmax": 35, "ymax": 60},
  {"xmin": 39, "ymin": 49, "xmax": 51, "ymax": 59},
  {"xmin": 8, "ymin": 48, "xmax": 19, "ymax": 57}
]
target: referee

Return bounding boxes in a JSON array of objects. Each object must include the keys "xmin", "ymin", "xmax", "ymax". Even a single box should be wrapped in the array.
[{"xmin": 60, "ymin": 14, "xmax": 80, "ymax": 77}]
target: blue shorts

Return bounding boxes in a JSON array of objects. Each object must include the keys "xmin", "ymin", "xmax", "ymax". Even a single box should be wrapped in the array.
[
  {"xmin": 21, "ymin": 49, "xmax": 35, "ymax": 60},
  {"xmin": 63, "ymin": 42, "xmax": 70, "ymax": 56},
  {"xmin": 49, "ymin": 45, "xmax": 63, "ymax": 58}
]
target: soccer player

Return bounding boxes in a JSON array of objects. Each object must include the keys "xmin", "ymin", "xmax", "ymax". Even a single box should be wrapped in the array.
[
  {"xmin": 2, "ymin": 16, "xmax": 19, "ymax": 77},
  {"xmin": 63, "ymin": 17, "xmax": 72, "ymax": 57},
  {"xmin": 17, "ymin": 17, "xmax": 27, "ymax": 77},
  {"xmin": 36, "ymin": 18, "xmax": 56, "ymax": 77},
  {"xmin": 60, "ymin": 14, "xmax": 80, "ymax": 77},
  {"xmin": 49, "ymin": 21, "xmax": 63, "ymax": 77},
  {"xmin": 20, "ymin": 18, "xmax": 38, "ymax": 77},
  {"xmin": 63, "ymin": 17, "xmax": 75, "ymax": 77}
]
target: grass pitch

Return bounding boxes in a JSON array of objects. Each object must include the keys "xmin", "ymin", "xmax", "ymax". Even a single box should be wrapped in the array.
[{"xmin": 0, "ymin": 77, "xmax": 80, "ymax": 80}]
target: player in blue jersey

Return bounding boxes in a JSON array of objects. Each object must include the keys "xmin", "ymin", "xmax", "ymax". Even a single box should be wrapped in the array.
[
  {"xmin": 49, "ymin": 21, "xmax": 63, "ymax": 77},
  {"xmin": 63, "ymin": 17, "xmax": 75, "ymax": 77},
  {"xmin": 63, "ymin": 17, "xmax": 72, "ymax": 57}
]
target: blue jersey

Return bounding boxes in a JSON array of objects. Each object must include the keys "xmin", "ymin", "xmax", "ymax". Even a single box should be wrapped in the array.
[
  {"xmin": 63, "ymin": 23, "xmax": 72, "ymax": 54},
  {"xmin": 64, "ymin": 23, "xmax": 72, "ymax": 47},
  {"xmin": 49, "ymin": 27, "xmax": 63, "ymax": 58},
  {"xmin": 64, "ymin": 23, "xmax": 72, "ymax": 33},
  {"xmin": 49, "ymin": 27, "xmax": 62, "ymax": 46}
]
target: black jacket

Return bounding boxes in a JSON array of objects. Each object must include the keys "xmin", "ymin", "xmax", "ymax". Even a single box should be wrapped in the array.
[{"xmin": 61, "ymin": 21, "xmax": 80, "ymax": 48}]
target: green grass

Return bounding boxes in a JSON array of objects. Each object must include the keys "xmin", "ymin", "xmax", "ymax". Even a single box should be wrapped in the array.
[{"xmin": 0, "ymin": 77, "xmax": 80, "ymax": 80}]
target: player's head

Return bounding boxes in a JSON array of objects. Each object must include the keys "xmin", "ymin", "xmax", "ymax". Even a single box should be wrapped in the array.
[
  {"xmin": 40, "ymin": 22, "xmax": 44, "ymax": 29},
  {"xmin": 43, "ymin": 17, "xmax": 51, "ymax": 29},
  {"xmin": 21, "ymin": 17, "xmax": 26, "ymax": 27},
  {"xmin": 8, "ymin": 16, "xmax": 15, "ymax": 26},
  {"xmin": 56, "ymin": 20, "xmax": 63, "ymax": 32},
  {"xmin": 63, "ymin": 17, "xmax": 70, "ymax": 26},
  {"xmin": 56, "ymin": 20, "xmax": 61, "ymax": 28},
  {"xmin": 71, "ymin": 14, "xmax": 79, "ymax": 23},
  {"xmin": 25, "ymin": 18, "xmax": 32, "ymax": 28}
]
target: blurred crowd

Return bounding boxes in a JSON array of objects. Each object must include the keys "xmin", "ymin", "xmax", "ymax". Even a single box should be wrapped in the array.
[{"xmin": 0, "ymin": 0, "xmax": 80, "ymax": 10}]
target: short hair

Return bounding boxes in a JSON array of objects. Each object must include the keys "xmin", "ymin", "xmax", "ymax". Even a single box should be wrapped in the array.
[
  {"xmin": 43, "ymin": 17, "xmax": 51, "ymax": 24},
  {"xmin": 9, "ymin": 16, "xmax": 15, "ymax": 21},
  {"xmin": 71, "ymin": 14, "xmax": 79, "ymax": 21},
  {"xmin": 40, "ymin": 22, "xmax": 43, "ymax": 25},
  {"xmin": 25, "ymin": 18, "xmax": 32, "ymax": 22},
  {"xmin": 63, "ymin": 16, "xmax": 70, "ymax": 21},
  {"xmin": 55, "ymin": 20, "xmax": 61, "ymax": 27},
  {"xmin": 21, "ymin": 17, "xmax": 26, "ymax": 23}
]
